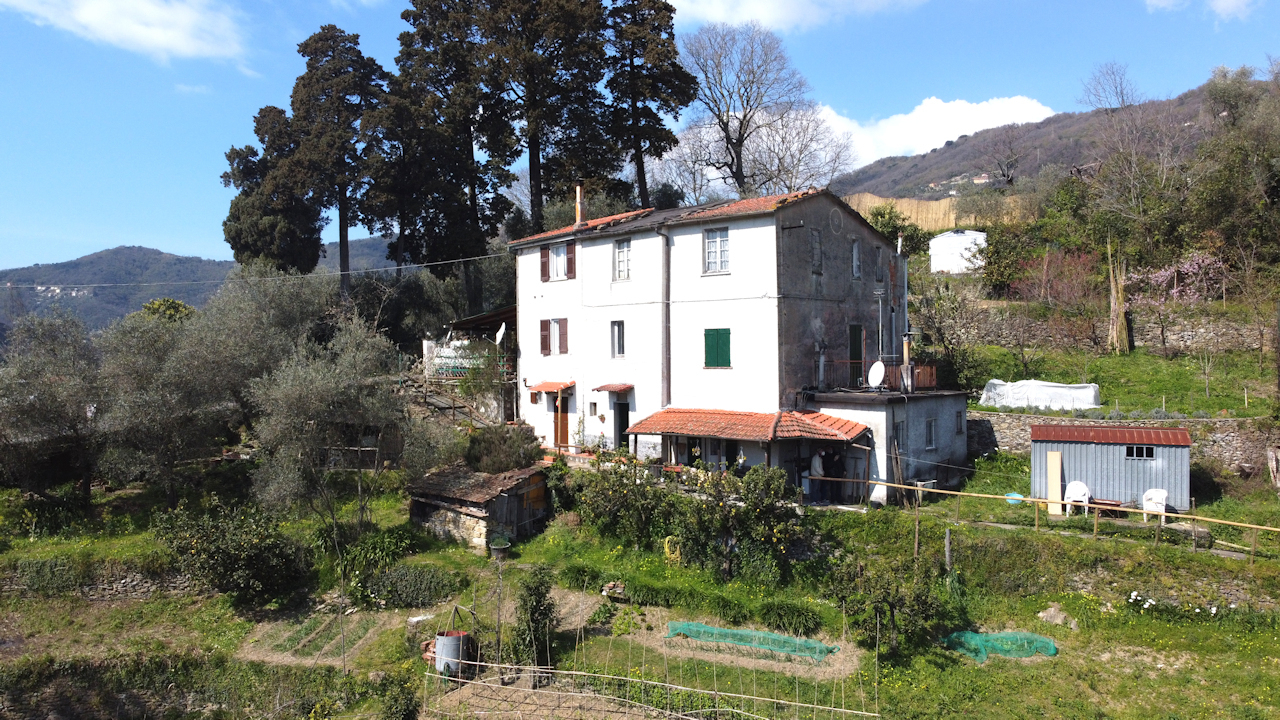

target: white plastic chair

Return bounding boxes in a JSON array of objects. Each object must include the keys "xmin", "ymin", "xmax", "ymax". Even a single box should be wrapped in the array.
[
  {"xmin": 1142, "ymin": 488, "xmax": 1168, "ymax": 524},
  {"xmin": 1063, "ymin": 481, "xmax": 1090, "ymax": 516}
]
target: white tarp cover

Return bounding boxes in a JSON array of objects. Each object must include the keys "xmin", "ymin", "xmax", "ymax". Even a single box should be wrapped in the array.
[{"xmin": 980, "ymin": 379, "xmax": 1102, "ymax": 411}]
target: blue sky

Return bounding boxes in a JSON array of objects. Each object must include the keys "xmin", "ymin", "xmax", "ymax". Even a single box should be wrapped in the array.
[{"xmin": 0, "ymin": 0, "xmax": 1276, "ymax": 270}]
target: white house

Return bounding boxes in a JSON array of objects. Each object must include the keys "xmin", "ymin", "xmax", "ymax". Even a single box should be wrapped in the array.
[
  {"xmin": 509, "ymin": 189, "xmax": 968, "ymax": 497},
  {"xmin": 928, "ymin": 229, "xmax": 986, "ymax": 274}
]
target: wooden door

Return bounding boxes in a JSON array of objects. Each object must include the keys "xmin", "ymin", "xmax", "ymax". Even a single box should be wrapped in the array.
[{"xmin": 554, "ymin": 395, "xmax": 570, "ymax": 448}]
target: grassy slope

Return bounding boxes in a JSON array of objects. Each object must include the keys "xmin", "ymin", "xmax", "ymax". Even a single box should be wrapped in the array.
[{"xmin": 976, "ymin": 346, "xmax": 1277, "ymax": 418}]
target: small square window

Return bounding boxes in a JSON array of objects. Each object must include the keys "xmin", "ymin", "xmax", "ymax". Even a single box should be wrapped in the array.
[{"xmin": 704, "ymin": 229, "xmax": 729, "ymax": 273}]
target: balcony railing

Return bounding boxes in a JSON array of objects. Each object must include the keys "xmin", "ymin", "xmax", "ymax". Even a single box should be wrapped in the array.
[{"xmin": 813, "ymin": 359, "xmax": 937, "ymax": 392}]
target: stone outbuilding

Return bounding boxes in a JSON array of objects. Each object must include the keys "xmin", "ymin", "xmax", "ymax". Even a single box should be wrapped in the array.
[{"xmin": 408, "ymin": 465, "xmax": 550, "ymax": 552}]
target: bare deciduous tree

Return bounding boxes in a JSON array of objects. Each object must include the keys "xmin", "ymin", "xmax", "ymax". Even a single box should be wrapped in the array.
[
  {"xmin": 650, "ymin": 124, "xmax": 728, "ymax": 205},
  {"xmin": 746, "ymin": 102, "xmax": 856, "ymax": 194},
  {"xmin": 679, "ymin": 21, "xmax": 810, "ymax": 196}
]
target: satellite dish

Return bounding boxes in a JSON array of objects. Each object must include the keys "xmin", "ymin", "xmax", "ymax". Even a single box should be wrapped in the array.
[
  {"xmin": 494, "ymin": 322, "xmax": 507, "ymax": 346},
  {"xmin": 867, "ymin": 361, "xmax": 886, "ymax": 389}
]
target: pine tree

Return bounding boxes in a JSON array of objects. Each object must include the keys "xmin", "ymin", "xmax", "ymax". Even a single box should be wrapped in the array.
[
  {"xmin": 221, "ymin": 107, "xmax": 326, "ymax": 273},
  {"xmin": 480, "ymin": 0, "xmax": 611, "ymax": 232},
  {"xmin": 289, "ymin": 25, "xmax": 387, "ymax": 296},
  {"xmin": 604, "ymin": 0, "xmax": 697, "ymax": 209}
]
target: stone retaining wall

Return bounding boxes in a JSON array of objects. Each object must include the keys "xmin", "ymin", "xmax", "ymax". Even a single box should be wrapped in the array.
[
  {"xmin": 967, "ymin": 410, "xmax": 1277, "ymax": 471},
  {"xmin": 966, "ymin": 308, "xmax": 1274, "ymax": 354},
  {"xmin": 0, "ymin": 572, "xmax": 194, "ymax": 600}
]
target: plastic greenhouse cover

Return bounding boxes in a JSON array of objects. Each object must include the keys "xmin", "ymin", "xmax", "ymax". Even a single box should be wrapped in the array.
[
  {"xmin": 979, "ymin": 379, "xmax": 1102, "ymax": 411},
  {"xmin": 665, "ymin": 622, "xmax": 839, "ymax": 662}
]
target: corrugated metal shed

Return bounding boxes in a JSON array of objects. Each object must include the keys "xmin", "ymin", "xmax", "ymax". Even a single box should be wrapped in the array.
[{"xmin": 1030, "ymin": 424, "xmax": 1191, "ymax": 511}]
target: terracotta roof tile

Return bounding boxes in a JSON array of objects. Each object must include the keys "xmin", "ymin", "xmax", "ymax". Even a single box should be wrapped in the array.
[
  {"xmin": 510, "ymin": 209, "xmax": 653, "ymax": 245},
  {"xmin": 530, "ymin": 380, "xmax": 575, "ymax": 393},
  {"xmin": 678, "ymin": 189, "xmax": 818, "ymax": 221},
  {"xmin": 1030, "ymin": 425, "xmax": 1192, "ymax": 447},
  {"xmin": 626, "ymin": 408, "xmax": 869, "ymax": 443},
  {"xmin": 592, "ymin": 383, "xmax": 634, "ymax": 393}
]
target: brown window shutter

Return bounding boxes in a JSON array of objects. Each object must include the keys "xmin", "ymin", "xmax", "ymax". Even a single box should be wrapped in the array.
[
  {"xmin": 558, "ymin": 318, "xmax": 569, "ymax": 354},
  {"xmin": 540, "ymin": 319, "xmax": 551, "ymax": 355},
  {"xmin": 565, "ymin": 242, "xmax": 576, "ymax": 279},
  {"xmin": 530, "ymin": 391, "xmax": 539, "ymax": 404},
  {"xmin": 540, "ymin": 246, "xmax": 550, "ymax": 282}
]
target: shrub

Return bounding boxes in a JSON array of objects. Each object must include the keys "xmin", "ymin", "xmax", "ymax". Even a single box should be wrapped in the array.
[
  {"xmin": 363, "ymin": 564, "xmax": 464, "ymax": 608},
  {"xmin": 340, "ymin": 524, "xmax": 423, "ymax": 578},
  {"xmin": 624, "ymin": 577, "xmax": 698, "ymax": 609},
  {"xmin": 708, "ymin": 594, "xmax": 749, "ymax": 625},
  {"xmin": 758, "ymin": 598, "xmax": 823, "ymax": 637},
  {"xmin": 559, "ymin": 562, "xmax": 604, "ymax": 591},
  {"xmin": 512, "ymin": 565, "xmax": 557, "ymax": 665},
  {"xmin": 465, "ymin": 424, "xmax": 542, "ymax": 474},
  {"xmin": 1107, "ymin": 409, "xmax": 1125, "ymax": 420},
  {"xmin": 1149, "ymin": 408, "xmax": 1171, "ymax": 419},
  {"xmin": 1127, "ymin": 410, "xmax": 1147, "ymax": 419},
  {"xmin": 153, "ymin": 499, "xmax": 311, "ymax": 606}
]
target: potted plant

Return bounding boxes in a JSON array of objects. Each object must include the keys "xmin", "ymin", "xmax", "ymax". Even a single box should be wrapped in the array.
[{"xmin": 488, "ymin": 532, "xmax": 511, "ymax": 560}]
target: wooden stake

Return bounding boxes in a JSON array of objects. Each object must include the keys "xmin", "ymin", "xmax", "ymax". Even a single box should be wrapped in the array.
[
  {"xmin": 914, "ymin": 496, "xmax": 920, "ymax": 559},
  {"xmin": 955, "ymin": 491, "xmax": 961, "ymax": 522},
  {"xmin": 1252, "ymin": 529, "xmax": 1258, "ymax": 565},
  {"xmin": 1191, "ymin": 499, "xmax": 1197, "ymax": 553},
  {"xmin": 945, "ymin": 528, "xmax": 952, "ymax": 572},
  {"xmin": 1093, "ymin": 501, "xmax": 1100, "ymax": 538},
  {"xmin": 1035, "ymin": 501, "xmax": 1039, "ymax": 531}
]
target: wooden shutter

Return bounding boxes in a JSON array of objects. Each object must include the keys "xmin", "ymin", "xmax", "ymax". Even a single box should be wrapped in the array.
[
  {"xmin": 540, "ymin": 246, "xmax": 550, "ymax": 282},
  {"xmin": 704, "ymin": 329, "xmax": 730, "ymax": 367},
  {"xmin": 719, "ymin": 329, "xmax": 731, "ymax": 367},
  {"xmin": 558, "ymin": 318, "xmax": 569, "ymax": 354},
  {"xmin": 540, "ymin": 319, "xmax": 551, "ymax": 355},
  {"xmin": 565, "ymin": 242, "xmax": 576, "ymax": 279}
]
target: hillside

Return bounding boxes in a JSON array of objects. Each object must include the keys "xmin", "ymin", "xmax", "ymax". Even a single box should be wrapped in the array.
[
  {"xmin": 831, "ymin": 87, "xmax": 1205, "ymax": 199},
  {"xmin": 0, "ymin": 237, "xmax": 401, "ymax": 333},
  {"xmin": 0, "ymin": 247, "xmax": 234, "ymax": 330}
]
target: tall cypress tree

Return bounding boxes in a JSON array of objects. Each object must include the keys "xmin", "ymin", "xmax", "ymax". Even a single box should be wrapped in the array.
[
  {"xmin": 480, "ymin": 0, "xmax": 609, "ymax": 233},
  {"xmin": 221, "ymin": 107, "xmax": 326, "ymax": 273},
  {"xmin": 604, "ymin": 0, "xmax": 697, "ymax": 209},
  {"xmin": 289, "ymin": 25, "xmax": 387, "ymax": 296}
]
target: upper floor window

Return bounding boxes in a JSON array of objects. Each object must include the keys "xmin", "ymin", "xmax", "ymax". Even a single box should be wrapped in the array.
[
  {"xmin": 540, "ymin": 318, "xmax": 569, "ymax": 355},
  {"xmin": 615, "ymin": 239, "xmax": 631, "ymax": 281},
  {"xmin": 810, "ymin": 228, "xmax": 823, "ymax": 274},
  {"xmin": 541, "ymin": 242, "xmax": 575, "ymax": 281},
  {"xmin": 1126, "ymin": 445, "xmax": 1155, "ymax": 459},
  {"xmin": 925, "ymin": 418, "xmax": 937, "ymax": 449},
  {"xmin": 704, "ymin": 228, "xmax": 729, "ymax": 274},
  {"xmin": 852, "ymin": 239, "xmax": 862, "ymax": 279},
  {"xmin": 875, "ymin": 246, "xmax": 885, "ymax": 282}
]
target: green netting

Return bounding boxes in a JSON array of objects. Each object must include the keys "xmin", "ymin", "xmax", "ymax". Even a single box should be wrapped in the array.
[
  {"xmin": 942, "ymin": 631, "xmax": 1058, "ymax": 663},
  {"xmin": 665, "ymin": 621, "xmax": 839, "ymax": 662}
]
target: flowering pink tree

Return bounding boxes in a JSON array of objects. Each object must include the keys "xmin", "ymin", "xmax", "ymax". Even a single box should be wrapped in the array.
[{"xmin": 1128, "ymin": 252, "xmax": 1228, "ymax": 357}]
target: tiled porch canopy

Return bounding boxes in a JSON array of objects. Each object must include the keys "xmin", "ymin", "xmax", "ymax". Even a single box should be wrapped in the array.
[{"xmin": 627, "ymin": 408, "xmax": 869, "ymax": 443}]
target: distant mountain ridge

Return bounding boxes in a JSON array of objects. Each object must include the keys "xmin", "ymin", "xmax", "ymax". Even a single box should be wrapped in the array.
[
  {"xmin": 0, "ymin": 236, "xmax": 399, "ymax": 332},
  {"xmin": 831, "ymin": 87, "xmax": 1205, "ymax": 199}
]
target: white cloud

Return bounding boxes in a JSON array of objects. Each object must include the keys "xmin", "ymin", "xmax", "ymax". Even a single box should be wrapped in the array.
[
  {"xmin": 821, "ymin": 96, "xmax": 1056, "ymax": 169},
  {"xmin": 0, "ymin": 0, "xmax": 244, "ymax": 61},
  {"xmin": 670, "ymin": 0, "xmax": 926, "ymax": 31},
  {"xmin": 1144, "ymin": 0, "xmax": 1258, "ymax": 19}
]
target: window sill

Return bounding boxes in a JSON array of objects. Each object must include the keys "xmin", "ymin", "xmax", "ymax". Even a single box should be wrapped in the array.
[
  {"xmin": 701, "ymin": 271, "xmax": 731, "ymax": 277},
  {"xmin": 703, "ymin": 366, "xmax": 732, "ymax": 369},
  {"xmin": 612, "ymin": 277, "xmax": 631, "ymax": 284}
]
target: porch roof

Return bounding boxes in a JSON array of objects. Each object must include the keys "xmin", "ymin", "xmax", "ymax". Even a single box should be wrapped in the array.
[
  {"xmin": 592, "ymin": 383, "xmax": 634, "ymax": 393},
  {"xmin": 626, "ymin": 408, "xmax": 869, "ymax": 443},
  {"xmin": 530, "ymin": 380, "xmax": 575, "ymax": 393}
]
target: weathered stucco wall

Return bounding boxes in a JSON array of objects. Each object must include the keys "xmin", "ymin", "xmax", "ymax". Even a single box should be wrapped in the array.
[{"xmin": 967, "ymin": 410, "xmax": 1277, "ymax": 471}]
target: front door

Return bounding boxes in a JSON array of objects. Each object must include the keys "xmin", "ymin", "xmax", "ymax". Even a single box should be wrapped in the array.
[
  {"xmin": 613, "ymin": 397, "xmax": 630, "ymax": 452},
  {"xmin": 554, "ymin": 394, "xmax": 570, "ymax": 448}
]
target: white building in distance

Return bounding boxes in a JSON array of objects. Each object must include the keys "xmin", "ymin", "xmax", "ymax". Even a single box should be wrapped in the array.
[{"xmin": 928, "ymin": 229, "xmax": 986, "ymax": 274}]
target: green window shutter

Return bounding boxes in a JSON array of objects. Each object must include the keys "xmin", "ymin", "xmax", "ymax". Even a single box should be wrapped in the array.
[{"xmin": 704, "ymin": 328, "xmax": 730, "ymax": 367}]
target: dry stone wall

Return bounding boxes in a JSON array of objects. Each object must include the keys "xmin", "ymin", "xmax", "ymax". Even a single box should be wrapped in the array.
[
  {"xmin": 965, "ymin": 307, "xmax": 1274, "ymax": 354},
  {"xmin": 968, "ymin": 410, "xmax": 1277, "ymax": 472},
  {"xmin": 0, "ymin": 571, "xmax": 194, "ymax": 600}
]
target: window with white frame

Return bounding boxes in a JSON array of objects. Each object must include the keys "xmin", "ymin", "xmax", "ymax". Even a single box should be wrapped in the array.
[
  {"xmin": 704, "ymin": 228, "xmax": 729, "ymax": 273},
  {"xmin": 550, "ymin": 318, "xmax": 566, "ymax": 354},
  {"xmin": 549, "ymin": 244, "xmax": 568, "ymax": 280},
  {"xmin": 852, "ymin": 239, "xmax": 862, "ymax": 279},
  {"xmin": 611, "ymin": 320, "xmax": 625, "ymax": 357},
  {"xmin": 614, "ymin": 239, "xmax": 631, "ymax": 281},
  {"xmin": 925, "ymin": 418, "xmax": 937, "ymax": 449}
]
